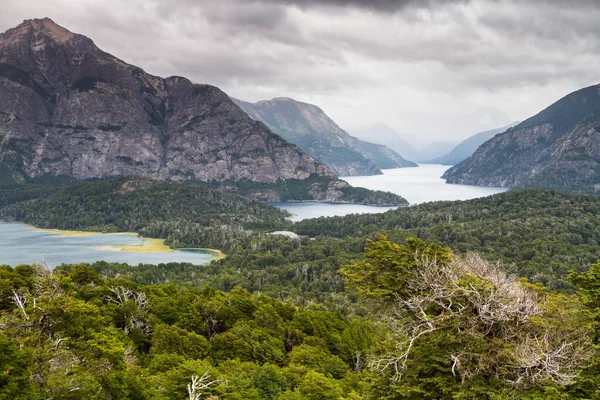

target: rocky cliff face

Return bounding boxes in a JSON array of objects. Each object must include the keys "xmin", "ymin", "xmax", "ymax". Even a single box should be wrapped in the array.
[
  {"xmin": 233, "ymin": 97, "xmax": 416, "ymax": 176},
  {"xmin": 443, "ymin": 84, "xmax": 600, "ymax": 193},
  {"xmin": 0, "ymin": 18, "xmax": 334, "ymax": 185}
]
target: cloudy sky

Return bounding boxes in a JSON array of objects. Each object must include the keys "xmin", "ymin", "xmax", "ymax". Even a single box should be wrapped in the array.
[{"xmin": 1, "ymin": 0, "xmax": 599, "ymax": 143}]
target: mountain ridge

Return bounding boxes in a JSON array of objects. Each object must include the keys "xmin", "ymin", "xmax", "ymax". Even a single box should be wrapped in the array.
[
  {"xmin": 425, "ymin": 122, "xmax": 519, "ymax": 165},
  {"xmin": 0, "ymin": 18, "xmax": 334, "ymax": 185},
  {"xmin": 233, "ymin": 97, "xmax": 417, "ymax": 176},
  {"xmin": 443, "ymin": 84, "xmax": 600, "ymax": 193}
]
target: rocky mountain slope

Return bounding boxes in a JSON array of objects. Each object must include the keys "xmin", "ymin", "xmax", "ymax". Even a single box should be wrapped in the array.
[
  {"xmin": 233, "ymin": 97, "xmax": 416, "ymax": 175},
  {"xmin": 426, "ymin": 122, "xmax": 519, "ymax": 165},
  {"xmin": 443, "ymin": 84, "xmax": 600, "ymax": 193},
  {"xmin": 0, "ymin": 18, "xmax": 335, "ymax": 186}
]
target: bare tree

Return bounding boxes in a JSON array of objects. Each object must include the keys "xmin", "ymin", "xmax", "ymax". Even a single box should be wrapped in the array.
[
  {"xmin": 187, "ymin": 369, "xmax": 220, "ymax": 400},
  {"xmin": 369, "ymin": 252, "xmax": 594, "ymax": 387},
  {"xmin": 12, "ymin": 289, "xmax": 28, "ymax": 320},
  {"xmin": 106, "ymin": 286, "xmax": 151, "ymax": 334},
  {"xmin": 33, "ymin": 262, "xmax": 63, "ymax": 301},
  {"xmin": 106, "ymin": 286, "xmax": 148, "ymax": 310}
]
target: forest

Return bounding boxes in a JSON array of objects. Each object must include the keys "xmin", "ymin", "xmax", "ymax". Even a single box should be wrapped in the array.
[
  {"xmin": 3, "ymin": 237, "xmax": 600, "ymax": 399},
  {"xmin": 3, "ymin": 179, "xmax": 600, "ymax": 398}
]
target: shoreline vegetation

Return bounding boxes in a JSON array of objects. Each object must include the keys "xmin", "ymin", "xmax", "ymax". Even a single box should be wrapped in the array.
[
  {"xmin": 180, "ymin": 247, "xmax": 226, "ymax": 260},
  {"xmin": 92, "ymin": 238, "xmax": 174, "ymax": 253},
  {"xmin": 24, "ymin": 223, "xmax": 224, "ymax": 258}
]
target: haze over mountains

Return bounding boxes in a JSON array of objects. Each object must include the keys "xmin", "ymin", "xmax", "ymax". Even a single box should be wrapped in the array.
[
  {"xmin": 0, "ymin": 18, "xmax": 411, "ymax": 204},
  {"xmin": 233, "ymin": 97, "xmax": 416, "ymax": 176},
  {"xmin": 444, "ymin": 84, "xmax": 600, "ymax": 194},
  {"xmin": 1, "ymin": 17, "xmax": 600, "ymax": 199},
  {"xmin": 351, "ymin": 123, "xmax": 458, "ymax": 163},
  {"xmin": 426, "ymin": 122, "xmax": 520, "ymax": 165}
]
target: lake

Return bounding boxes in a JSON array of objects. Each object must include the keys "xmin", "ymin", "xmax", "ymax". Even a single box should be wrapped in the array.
[
  {"xmin": 1, "ymin": 165, "xmax": 506, "ymax": 265},
  {"xmin": 271, "ymin": 164, "xmax": 507, "ymax": 221},
  {"xmin": 0, "ymin": 222, "xmax": 215, "ymax": 268}
]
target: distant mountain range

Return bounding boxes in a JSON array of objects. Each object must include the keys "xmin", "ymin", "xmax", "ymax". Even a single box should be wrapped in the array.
[
  {"xmin": 233, "ymin": 98, "xmax": 416, "ymax": 176},
  {"xmin": 416, "ymin": 141, "xmax": 459, "ymax": 163},
  {"xmin": 444, "ymin": 84, "xmax": 600, "ymax": 194},
  {"xmin": 351, "ymin": 123, "xmax": 457, "ymax": 163},
  {"xmin": 0, "ymin": 18, "xmax": 406, "ymax": 204},
  {"xmin": 351, "ymin": 123, "xmax": 419, "ymax": 161},
  {"xmin": 425, "ymin": 122, "xmax": 519, "ymax": 165}
]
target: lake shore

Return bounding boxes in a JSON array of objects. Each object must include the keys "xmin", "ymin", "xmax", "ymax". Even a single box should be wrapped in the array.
[
  {"xmin": 24, "ymin": 223, "xmax": 223, "ymax": 257},
  {"xmin": 93, "ymin": 238, "xmax": 174, "ymax": 253},
  {"xmin": 179, "ymin": 248, "xmax": 226, "ymax": 260},
  {"xmin": 28, "ymin": 225, "xmax": 109, "ymax": 237}
]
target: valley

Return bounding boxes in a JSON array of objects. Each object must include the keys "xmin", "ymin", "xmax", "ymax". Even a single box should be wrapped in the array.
[{"xmin": 1, "ymin": 7, "xmax": 600, "ymax": 400}]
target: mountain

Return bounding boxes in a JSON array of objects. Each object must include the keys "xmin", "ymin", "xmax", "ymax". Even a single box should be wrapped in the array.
[
  {"xmin": 351, "ymin": 123, "xmax": 459, "ymax": 162},
  {"xmin": 415, "ymin": 141, "xmax": 458, "ymax": 163},
  {"xmin": 351, "ymin": 123, "xmax": 419, "ymax": 161},
  {"xmin": 232, "ymin": 97, "xmax": 416, "ymax": 176},
  {"xmin": 0, "ymin": 18, "xmax": 335, "ymax": 186},
  {"xmin": 443, "ymin": 84, "xmax": 600, "ymax": 193},
  {"xmin": 354, "ymin": 138, "xmax": 413, "ymax": 170},
  {"xmin": 426, "ymin": 122, "xmax": 519, "ymax": 165}
]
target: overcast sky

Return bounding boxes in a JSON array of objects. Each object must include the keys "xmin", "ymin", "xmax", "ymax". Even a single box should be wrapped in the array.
[{"xmin": 1, "ymin": 0, "xmax": 599, "ymax": 143}]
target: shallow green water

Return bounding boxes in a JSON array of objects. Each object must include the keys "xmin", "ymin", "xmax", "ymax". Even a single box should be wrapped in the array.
[{"xmin": 0, "ymin": 222, "xmax": 214, "ymax": 268}]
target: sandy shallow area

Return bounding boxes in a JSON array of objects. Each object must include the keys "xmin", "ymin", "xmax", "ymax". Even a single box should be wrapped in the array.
[{"xmin": 28, "ymin": 225, "xmax": 222, "ymax": 255}]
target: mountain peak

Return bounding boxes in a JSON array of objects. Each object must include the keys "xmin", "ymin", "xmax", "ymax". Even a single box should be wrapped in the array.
[
  {"xmin": 271, "ymin": 97, "xmax": 294, "ymax": 102},
  {"xmin": 0, "ymin": 18, "xmax": 334, "ymax": 186},
  {"xmin": 443, "ymin": 83, "xmax": 600, "ymax": 192},
  {"xmin": 1, "ymin": 17, "xmax": 77, "ymax": 47}
]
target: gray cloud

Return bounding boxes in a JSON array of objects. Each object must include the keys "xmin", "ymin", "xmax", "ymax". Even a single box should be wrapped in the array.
[
  {"xmin": 250, "ymin": 0, "xmax": 471, "ymax": 12},
  {"xmin": 0, "ymin": 0, "xmax": 599, "ymax": 141}
]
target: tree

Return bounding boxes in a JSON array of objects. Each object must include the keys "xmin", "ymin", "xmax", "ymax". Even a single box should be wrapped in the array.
[
  {"xmin": 187, "ymin": 369, "xmax": 220, "ymax": 400},
  {"xmin": 342, "ymin": 236, "xmax": 595, "ymax": 391},
  {"xmin": 341, "ymin": 319, "xmax": 375, "ymax": 373}
]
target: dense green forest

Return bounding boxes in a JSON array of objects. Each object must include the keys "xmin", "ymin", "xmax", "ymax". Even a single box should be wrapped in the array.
[
  {"xmin": 4, "ymin": 179, "xmax": 600, "ymax": 397},
  {"xmin": 294, "ymin": 190, "xmax": 600, "ymax": 290},
  {"xmin": 0, "ymin": 166, "xmax": 408, "ymax": 207},
  {"xmin": 3, "ymin": 237, "xmax": 600, "ymax": 399},
  {"xmin": 209, "ymin": 175, "xmax": 408, "ymax": 206},
  {"xmin": 0, "ymin": 178, "xmax": 291, "ymax": 251},
  {"xmin": 3, "ymin": 181, "xmax": 600, "ymax": 290}
]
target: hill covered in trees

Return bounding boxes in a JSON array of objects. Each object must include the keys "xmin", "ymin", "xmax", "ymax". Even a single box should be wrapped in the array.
[
  {"xmin": 3, "ymin": 177, "xmax": 600, "ymax": 397},
  {"xmin": 2, "ymin": 237, "xmax": 600, "ymax": 399},
  {"xmin": 3, "ymin": 182, "xmax": 600, "ymax": 291},
  {"xmin": 293, "ymin": 190, "xmax": 600, "ymax": 290},
  {"xmin": 0, "ymin": 178, "xmax": 293, "ymax": 251}
]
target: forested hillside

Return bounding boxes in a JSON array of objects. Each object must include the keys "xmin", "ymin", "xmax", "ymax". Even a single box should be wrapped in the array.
[
  {"xmin": 2, "ymin": 238, "xmax": 600, "ymax": 399},
  {"xmin": 294, "ymin": 190, "xmax": 600, "ymax": 290},
  {"xmin": 0, "ymin": 178, "xmax": 291, "ymax": 251},
  {"xmin": 3, "ymin": 183, "xmax": 600, "ymax": 291},
  {"xmin": 4, "ymin": 179, "xmax": 600, "ymax": 397}
]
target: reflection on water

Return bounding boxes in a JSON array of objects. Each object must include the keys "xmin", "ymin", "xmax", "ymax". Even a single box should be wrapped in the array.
[
  {"xmin": 0, "ymin": 222, "xmax": 214, "ymax": 268},
  {"xmin": 272, "ymin": 165, "xmax": 507, "ymax": 221},
  {"xmin": 268, "ymin": 202, "xmax": 397, "ymax": 222},
  {"xmin": 343, "ymin": 164, "xmax": 507, "ymax": 205}
]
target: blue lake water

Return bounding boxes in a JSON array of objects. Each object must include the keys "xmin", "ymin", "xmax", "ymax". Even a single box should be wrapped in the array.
[
  {"xmin": 271, "ymin": 164, "xmax": 507, "ymax": 221},
  {"xmin": 0, "ymin": 222, "xmax": 214, "ymax": 268},
  {"xmin": 1, "ymin": 165, "xmax": 506, "ymax": 265}
]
